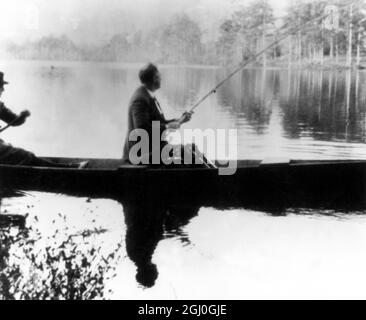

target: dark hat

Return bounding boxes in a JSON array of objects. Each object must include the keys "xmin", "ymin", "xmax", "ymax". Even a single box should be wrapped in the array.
[{"xmin": 0, "ymin": 72, "xmax": 9, "ymax": 86}]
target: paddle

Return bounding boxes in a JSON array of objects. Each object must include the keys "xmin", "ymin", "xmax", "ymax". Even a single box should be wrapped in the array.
[{"xmin": 0, "ymin": 110, "xmax": 31, "ymax": 133}]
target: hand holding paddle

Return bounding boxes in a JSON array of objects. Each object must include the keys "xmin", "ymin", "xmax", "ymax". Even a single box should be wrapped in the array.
[
  {"xmin": 0, "ymin": 109, "xmax": 31, "ymax": 133},
  {"xmin": 19, "ymin": 109, "xmax": 31, "ymax": 121}
]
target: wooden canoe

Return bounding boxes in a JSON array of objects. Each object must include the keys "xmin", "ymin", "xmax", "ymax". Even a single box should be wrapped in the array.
[{"xmin": 0, "ymin": 157, "xmax": 365, "ymax": 209}]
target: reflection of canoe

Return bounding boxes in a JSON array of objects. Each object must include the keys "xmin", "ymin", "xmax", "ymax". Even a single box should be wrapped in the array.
[{"xmin": 0, "ymin": 157, "xmax": 365, "ymax": 209}]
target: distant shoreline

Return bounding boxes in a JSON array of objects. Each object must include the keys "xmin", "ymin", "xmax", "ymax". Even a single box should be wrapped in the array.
[
  {"xmin": 0, "ymin": 58, "xmax": 365, "ymax": 72},
  {"xmin": 0, "ymin": 59, "xmax": 222, "ymax": 70}
]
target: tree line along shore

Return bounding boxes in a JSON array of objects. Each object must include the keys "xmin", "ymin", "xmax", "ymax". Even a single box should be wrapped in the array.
[{"xmin": 1, "ymin": 0, "xmax": 366, "ymax": 70}]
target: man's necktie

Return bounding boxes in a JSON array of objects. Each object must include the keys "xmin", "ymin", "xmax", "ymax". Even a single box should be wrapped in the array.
[{"xmin": 153, "ymin": 97, "xmax": 164, "ymax": 115}]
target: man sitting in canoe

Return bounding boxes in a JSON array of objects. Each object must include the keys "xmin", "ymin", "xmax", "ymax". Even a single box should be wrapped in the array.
[
  {"xmin": 0, "ymin": 71, "xmax": 87, "ymax": 168},
  {"xmin": 122, "ymin": 63, "xmax": 210, "ymax": 166}
]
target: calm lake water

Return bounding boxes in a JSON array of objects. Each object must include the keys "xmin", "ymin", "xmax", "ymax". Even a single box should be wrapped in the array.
[{"xmin": 1, "ymin": 60, "xmax": 366, "ymax": 299}]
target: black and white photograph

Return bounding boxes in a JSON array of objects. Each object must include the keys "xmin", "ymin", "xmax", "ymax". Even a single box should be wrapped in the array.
[{"xmin": 0, "ymin": 0, "xmax": 366, "ymax": 302}]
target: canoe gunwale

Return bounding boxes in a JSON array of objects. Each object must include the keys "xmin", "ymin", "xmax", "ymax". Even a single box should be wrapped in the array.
[{"xmin": 0, "ymin": 157, "xmax": 366, "ymax": 172}]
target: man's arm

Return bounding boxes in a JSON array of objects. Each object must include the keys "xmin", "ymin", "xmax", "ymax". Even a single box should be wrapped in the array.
[
  {"xmin": 0, "ymin": 103, "xmax": 27, "ymax": 126},
  {"xmin": 165, "ymin": 118, "xmax": 177, "ymax": 124},
  {"xmin": 165, "ymin": 112, "xmax": 193, "ymax": 126}
]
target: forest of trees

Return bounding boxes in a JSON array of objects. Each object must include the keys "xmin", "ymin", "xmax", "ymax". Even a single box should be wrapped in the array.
[
  {"xmin": 4, "ymin": 0, "xmax": 366, "ymax": 68},
  {"xmin": 218, "ymin": 0, "xmax": 366, "ymax": 67}
]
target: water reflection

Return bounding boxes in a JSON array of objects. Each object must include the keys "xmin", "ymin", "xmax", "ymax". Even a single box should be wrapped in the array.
[
  {"xmin": 115, "ymin": 189, "xmax": 366, "ymax": 289},
  {"xmin": 0, "ymin": 189, "xmax": 200, "ymax": 293},
  {"xmin": 219, "ymin": 69, "xmax": 273, "ymax": 133},
  {"xmin": 1, "ymin": 185, "xmax": 366, "ymax": 297},
  {"xmin": 218, "ymin": 68, "xmax": 366, "ymax": 144},
  {"xmin": 120, "ymin": 196, "xmax": 200, "ymax": 288},
  {"xmin": 161, "ymin": 67, "xmax": 206, "ymax": 109}
]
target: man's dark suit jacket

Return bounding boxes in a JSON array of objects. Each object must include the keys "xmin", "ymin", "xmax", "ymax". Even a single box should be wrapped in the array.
[{"xmin": 122, "ymin": 86, "xmax": 174, "ymax": 163}]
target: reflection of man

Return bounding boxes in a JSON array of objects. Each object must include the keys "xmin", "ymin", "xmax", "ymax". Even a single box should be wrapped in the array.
[
  {"xmin": 122, "ymin": 63, "xmax": 192, "ymax": 164},
  {"xmin": 122, "ymin": 196, "xmax": 200, "ymax": 288},
  {"xmin": 123, "ymin": 199, "xmax": 163, "ymax": 288}
]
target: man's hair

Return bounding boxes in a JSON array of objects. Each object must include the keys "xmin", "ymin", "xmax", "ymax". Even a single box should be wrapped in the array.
[{"xmin": 139, "ymin": 63, "xmax": 158, "ymax": 85}]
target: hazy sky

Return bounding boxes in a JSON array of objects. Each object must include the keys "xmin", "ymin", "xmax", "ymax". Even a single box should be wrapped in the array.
[{"xmin": 0, "ymin": 0, "xmax": 290, "ymax": 44}]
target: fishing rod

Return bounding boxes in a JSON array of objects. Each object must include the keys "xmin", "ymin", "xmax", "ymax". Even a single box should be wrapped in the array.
[{"xmin": 179, "ymin": 0, "xmax": 363, "ymax": 122}]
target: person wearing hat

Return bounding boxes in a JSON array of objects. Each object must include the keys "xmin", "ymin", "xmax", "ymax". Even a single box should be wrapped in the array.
[
  {"xmin": 0, "ymin": 72, "xmax": 87, "ymax": 168},
  {"xmin": 0, "ymin": 73, "xmax": 30, "ymax": 127}
]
